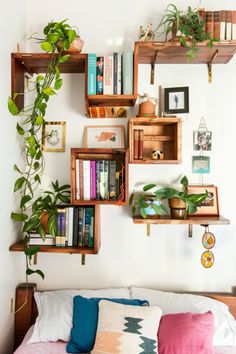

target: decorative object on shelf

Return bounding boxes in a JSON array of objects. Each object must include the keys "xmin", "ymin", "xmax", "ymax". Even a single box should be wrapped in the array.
[
  {"xmin": 192, "ymin": 156, "xmax": 210, "ymax": 174},
  {"xmin": 188, "ymin": 185, "xmax": 219, "ymax": 216},
  {"xmin": 201, "ymin": 226, "xmax": 215, "ymax": 268},
  {"xmin": 129, "ymin": 191, "xmax": 167, "ymax": 219},
  {"xmin": 8, "ymin": 19, "xmax": 77, "ymax": 279},
  {"xmin": 164, "ymin": 86, "xmax": 189, "ymax": 114},
  {"xmin": 84, "ymin": 125, "xmax": 125, "ymax": 148},
  {"xmin": 201, "ymin": 250, "xmax": 214, "ymax": 268},
  {"xmin": 138, "ymin": 23, "xmax": 155, "ymax": 41},
  {"xmin": 151, "ymin": 150, "xmax": 164, "ymax": 160},
  {"xmin": 153, "ymin": 4, "xmax": 215, "ymax": 61},
  {"xmin": 141, "ymin": 175, "xmax": 208, "ymax": 219},
  {"xmin": 137, "ymin": 93, "xmax": 157, "ymax": 117},
  {"xmin": 202, "ymin": 230, "xmax": 216, "ymax": 249},
  {"xmin": 64, "ymin": 27, "xmax": 84, "ymax": 53},
  {"xmin": 42, "ymin": 121, "xmax": 66, "ymax": 152}
]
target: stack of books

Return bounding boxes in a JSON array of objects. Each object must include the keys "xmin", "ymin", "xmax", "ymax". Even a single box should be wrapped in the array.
[
  {"xmin": 75, "ymin": 159, "xmax": 121, "ymax": 201},
  {"xmin": 133, "ymin": 129, "xmax": 144, "ymax": 160}
]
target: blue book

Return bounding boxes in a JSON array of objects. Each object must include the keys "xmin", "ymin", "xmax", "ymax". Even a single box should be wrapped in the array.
[
  {"xmin": 122, "ymin": 51, "xmax": 133, "ymax": 95},
  {"xmin": 88, "ymin": 53, "xmax": 97, "ymax": 95}
]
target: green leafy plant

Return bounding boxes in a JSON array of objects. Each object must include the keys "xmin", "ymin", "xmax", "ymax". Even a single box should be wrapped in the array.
[
  {"xmin": 143, "ymin": 175, "xmax": 208, "ymax": 218},
  {"xmin": 8, "ymin": 19, "xmax": 76, "ymax": 279},
  {"xmin": 129, "ymin": 191, "xmax": 167, "ymax": 219},
  {"xmin": 154, "ymin": 4, "xmax": 216, "ymax": 60}
]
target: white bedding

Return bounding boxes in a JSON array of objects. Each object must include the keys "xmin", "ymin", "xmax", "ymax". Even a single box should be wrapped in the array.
[{"xmin": 13, "ymin": 326, "xmax": 236, "ymax": 354}]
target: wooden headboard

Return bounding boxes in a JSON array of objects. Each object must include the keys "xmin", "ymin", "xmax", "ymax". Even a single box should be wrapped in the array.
[{"xmin": 14, "ymin": 283, "xmax": 236, "ymax": 350}]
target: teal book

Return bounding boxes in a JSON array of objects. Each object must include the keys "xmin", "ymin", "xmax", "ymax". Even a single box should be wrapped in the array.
[
  {"xmin": 88, "ymin": 53, "xmax": 97, "ymax": 95},
  {"xmin": 122, "ymin": 51, "xmax": 133, "ymax": 95},
  {"xmin": 89, "ymin": 208, "xmax": 94, "ymax": 248}
]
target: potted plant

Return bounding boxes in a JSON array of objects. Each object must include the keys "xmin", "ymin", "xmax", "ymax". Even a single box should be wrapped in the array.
[
  {"xmin": 142, "ymin": 175, "xmax": 208, "ymax": 219},
  {"xmin": 129, "ymin": 190, "xmax": 167, "ymax": 219},
  {"xmin": 8, "ymin": 19, "xmax": 77, "ymax": 279},
  {"xmin": 153, "ymin": 4, "xmax": 215, "ymax": 61}
]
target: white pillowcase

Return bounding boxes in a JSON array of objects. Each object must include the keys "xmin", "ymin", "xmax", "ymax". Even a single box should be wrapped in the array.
[
  {"xmin": 28, "ymin": 287, "xmax": 130, "ymax": 344},
  {"xmin": 130, "ymin": 287, "xmax": 236, "ymax": 347}
]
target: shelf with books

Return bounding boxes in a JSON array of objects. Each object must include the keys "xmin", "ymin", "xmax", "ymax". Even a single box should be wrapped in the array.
[
  {"xmin": 9, "ymin": 204, "xmax": 100, "ymax": 255},
  {"xmin": 129, "ymin": 117, "xmax": 182, "ymax": 164},
  {"xmin": 71, "ymin": 148, "xmax": 129, "ymax": 205}
]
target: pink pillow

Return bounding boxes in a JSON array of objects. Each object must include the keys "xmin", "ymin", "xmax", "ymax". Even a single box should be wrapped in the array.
[{"xmin": 158, "ymin": 311, "xmax": 214, "ymax": 354}]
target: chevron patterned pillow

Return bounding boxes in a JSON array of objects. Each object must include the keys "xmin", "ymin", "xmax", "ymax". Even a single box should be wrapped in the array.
[{"xmin": 92, "ymin": 300, "xmax": 162, "ymax": 354}]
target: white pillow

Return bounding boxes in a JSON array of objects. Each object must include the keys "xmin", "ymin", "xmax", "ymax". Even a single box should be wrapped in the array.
[
  {"xmin": 130, "ymin": 287, "xmax": 236, "ymax": 347},
  {"xmin": 28, "ymin": 287, "xmax": 130, "ymax": 344},
  {"xmin": 92, "ymin": 300, "xmax": 162, "ymax": 354}
]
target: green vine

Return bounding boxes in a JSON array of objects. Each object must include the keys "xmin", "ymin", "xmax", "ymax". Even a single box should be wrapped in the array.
[{"xmin": 8, "ymin": 19, "xmax": 76, "ymax": 279}]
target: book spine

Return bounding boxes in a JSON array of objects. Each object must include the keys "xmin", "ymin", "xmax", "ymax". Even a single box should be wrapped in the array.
[
  {"xmin": 226, "ymin": 10, "xmax": 232, "ymax": 40},
  {"xmin": 134, "ymin": 129, "xmax": 139, "ymax": 159},
  {"xmin": 113, "ymin": 52, "xmax": 118, "ymax": 94},
  {"xmin": 138, "ymin": 130, "xmax": 144, "ymax": 160},
  {"xmin": 109, "ymin": 160, "xmax": 116, "ymax": 199},
  {"xmin": 122, "ymin": 51, "xmax": 133, "ymax": 95},
  {"xmin": 87, "ymin": 53, "xmax": 97, "ymax": 95},
  {"xmin": 83, "ymin": 208, "xmax": 91, "ymax": 247},
  {"xmin": 117, "ymin": 54, "xmax": 122, "ymax": 95},
  {"xmin": 116, "ymin": 171, "xmax": 120, "ymax": 199},
  {"xmin": 78, "ymin": 207, "xmax": 84, "ymax": 247},
  {"xmin": 60, "ymin": 208, "xmax": 66, "ymax": 246},
  {"xmin": 103, "ymin": 56, "xmax": 113, "ymax": 95},
  {"xmin": 90, "ymin": 160, "xmax": 96, "ymax": 200},
  {"xmin": 75, "ymin": 159, "xmax": 80, "ymax": 200},
  {"xmin": 89, "ymin": 208, "xmax": 94, "ymax": 248},
  {"xmin": 72, "ymin": 207, "xmax": 79, "ymax": 247},
  {"xmin": 206, "ymin": 11, "xmax": 214, "ymax": 38},
  {"xmin": 213, "ymin": 11, "xmax": 220, "ymax": 40},
  {"xmin": 232, "ymin": 11, "xmax": 236, "ymax": 40},
  {"xmin": 96, "ymin": 56, "xmax": 104, "ymax": 95},
  {"xmin": 29, "ymin": 238, "xmax": 56, "ymax": 246},
  {"xmin": 104, "ymin": 160, "xmax": 109, "ymax": 199},
  {"xmin": 99, "ymin": 160, "xmax": 105, "ymax": 200},
  {"xmin": 83, "ymin": 160, "xmax": 91, "ymax": 200},
  {"xmin": 67, "ymin": 207, "xmax": 74, "ymax": 247},
  {"xmin": 79, "ymin": 160, "xmax": 83, "ymax": 200},
  {"xmin": 220, "ymin": 10, "xmax": 227, "ymax": 40},
  {"xmin": 95, "ymin": 160, "xmax": 100, "ymax": 200}
]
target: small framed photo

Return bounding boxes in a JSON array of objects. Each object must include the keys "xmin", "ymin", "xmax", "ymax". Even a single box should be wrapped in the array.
[
  {"xmin": 188, "ymin": 185, "xmax": 219, "ymax": 216},
  {"xmin": 192, "ymin": 156, "xmax": 210, "ymax": 174},
  {"xmin": 193, "ymin": 130, "xmax": 212, "ymax": 151},
  {"xmin": 84, "ymin": 125, "xmax": 125, "ymax": 148},
  {"xmin": 42, "ymin": 121, "xmax": 66, "ymax": 152},
  {"xmin": 164, "ymin": 86, "xmax": 189, "ymax": 114}
]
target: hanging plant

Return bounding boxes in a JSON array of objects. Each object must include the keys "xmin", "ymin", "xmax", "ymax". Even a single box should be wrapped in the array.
[{"xmin": 8, "ymin": 19, "xmax": 76, "ymax": 279}]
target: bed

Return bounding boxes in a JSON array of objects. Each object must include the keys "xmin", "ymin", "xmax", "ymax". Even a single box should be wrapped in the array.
[{"xmin": 13, "ymin": 283, "xmax": 236, "ymax": 354}]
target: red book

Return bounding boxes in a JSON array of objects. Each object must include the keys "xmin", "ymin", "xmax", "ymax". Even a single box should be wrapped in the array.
[
  {"xmin": 206, "ymin": 11, "xmax": 214, "ymax": 38},
  {"xmin": 213, "ymin": 11, "xmax": 220, "ymax": 40}
]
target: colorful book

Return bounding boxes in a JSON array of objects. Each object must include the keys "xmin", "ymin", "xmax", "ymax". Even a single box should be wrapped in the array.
[
  {"xmin": 99, "ymin": 160, "xmax": 105, "ymax": 200},
  {"xmin": 104, "ymin": 160, "xmax": 109, "ymax": 199},
  {"xmin": 213, "ymin": 11, "xmax": 220, "ymax": 40},
  {"xmin": 83, "ymin": 160, "xmax": 91, "ymax": 200},
  {"xmin": 113, "ymin": 52, "xmax": 118, "ymax": 94},
  {"xmin": 90, "ymin": 160, "xmax": 96, "ymax": 200},
  {"xmin": 96, "ymin": 56, "xmax": 104, "ymax": 94},
  {"xmin": 103, "ymin": 56, "xmax": 113, "ymax": 95},
  {"xmin": 72, "ymin": 207, "xmax": 79, "ymax": 247},
  {"xmin": 109, "ymin": 160, "xmax": 116, "ymax": 199},
  {"xmin": 89, "ymin": 208, "xmax": 94, "ymax": 248},
  {"xmin": 220, "ymin": 10, "xmax": 227, "ymax": 41},
  {"xmin": 78, "ymin": 207, "xmax": 84, "ymax": 247},
  {"xmin": 117, "ymin": 53, "xmax": 122, "ymax": 95},
  {"xmin": 84, "ymin": 208, "xmax": 91, "ymax": 247},
  {"xmin": 122, "ymin": 51, "xmax": 133, "ymax": 95},
  {"xmin": 87, "ymin": 53, "xmax": 97, "ymax": 95},
  {"xmin": 75, "ymin": 159, "xmax": 80, "ymax": 200},
  {"xmin": 79, "ymin": 160, "xmax": 83, "ymax": 200},
  {"xmin": 95, "ymin": 160, "xmax": 100, "ymax": 200}
]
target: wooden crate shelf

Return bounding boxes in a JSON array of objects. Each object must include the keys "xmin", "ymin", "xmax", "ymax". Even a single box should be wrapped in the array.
[
  {"xmin": 71, "ymin": 148, "xmax": 129, "ymax": 205},
  {"xmin": 129, "ymin": 117, "xmax": 182, "ymax": 164}
]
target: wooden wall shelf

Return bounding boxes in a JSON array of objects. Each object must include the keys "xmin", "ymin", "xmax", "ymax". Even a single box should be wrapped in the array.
[
  {"xmin": 9, "ymin": 242, "xmax": 98, "ymax": 254},
  {"xmin": 134, "ymin": 41, "xmax": 236, "ymax": 64},
  {"xmin": 129, "ymin": 117, "xmax": 182, "ymax": 164}
]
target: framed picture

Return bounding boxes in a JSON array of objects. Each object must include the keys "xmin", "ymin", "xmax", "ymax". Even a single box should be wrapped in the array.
[
  {"xmin": 188, "ymin": 185, "xmax": 219, "ymax": 216},
  {"xmin": 84, "ymin": 125, "xmax": 125, "ymax": 148},
  {"xmin": 192, "ymin": 156, "xmax": 210, "ymax": 174},
  {"xmin": 164, "ymin": 86, "xmax": 189, "ymax": 114},
  {"xmin": 193, "ymin": 130, "xmax": 212, "ymax": 151},
  {"xmin": 42, "ymin": 121, "xmax": 66, "ymax": 152}
]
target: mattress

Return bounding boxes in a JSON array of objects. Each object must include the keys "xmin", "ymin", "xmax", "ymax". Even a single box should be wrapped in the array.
[{"xmin": 13, "ymin": 326, "xmax": 236, "ymax": 354}]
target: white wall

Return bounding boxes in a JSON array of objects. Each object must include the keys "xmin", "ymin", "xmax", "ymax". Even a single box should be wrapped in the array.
[{"xmin": 0, "ymin": 1, "xmax": 27, "ymax": 353}]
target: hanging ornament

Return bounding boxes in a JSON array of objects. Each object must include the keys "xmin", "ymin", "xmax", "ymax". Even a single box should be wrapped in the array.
[
  {"xmin": 201, "ymin": 250, "xmax": 214, "ymax": 268},
  {"xmin": 202, "ymin": 231, "xmax": 216, "ymax": 249}
]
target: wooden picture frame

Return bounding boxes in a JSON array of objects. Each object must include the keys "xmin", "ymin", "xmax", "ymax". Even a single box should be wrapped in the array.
[
  {"xmin": 164, "ymin": 86, "xmax": 189, "ymax": 114},
  {"xmin": 188, "ymin": 185, "xmax": 219, "ymax": 216},
  {"xmin": 42, "ymin": 121, "xmax": 66, "ymax": 152},
  {"xmin": 84, "ymin": 125, "xmax": 125, "ymax": 148},
  {"xmin": 192, "ymin": 156, "xmax": 210, "ymax": 174}
]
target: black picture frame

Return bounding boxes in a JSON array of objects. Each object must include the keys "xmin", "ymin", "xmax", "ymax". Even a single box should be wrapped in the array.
[{"xmin": 164, "ymin": 86, "xmax": 189, "ymax": 114}]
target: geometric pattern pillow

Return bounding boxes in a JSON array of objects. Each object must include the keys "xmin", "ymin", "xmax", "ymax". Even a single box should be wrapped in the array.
[{"xmin": 91, "ymin": 300, "xmax": 162, "ymax": 354}]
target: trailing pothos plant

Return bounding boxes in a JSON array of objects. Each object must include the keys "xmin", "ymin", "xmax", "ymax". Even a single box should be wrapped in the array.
[{"xmin": 8, "ymin": 19, "xmax": 76, "ymax": 279}]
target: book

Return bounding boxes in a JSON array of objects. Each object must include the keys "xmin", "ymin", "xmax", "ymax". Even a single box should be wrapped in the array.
[
  {"xmin": 134, "ymin": 129, "xmax": 139, "ymax": 159},
  {"xmin": 87, "ymin": 53, "xmax": 97, "ymax": 95},
  {"xmin": 220, "ymin": 10, "xmax": 227, "ymax": 41},
  {"xmin": 232, "ymin": 11, "xmax": 236, "ymax": 40},
  {"xmin": 109, "ymin": 160, "xmax": 116, "ymax": 199},
  {"xmin": 88, "ymin": 106, "xmax": 128, "ymax": 118},
  {"xmin": 104, "ymin": 160, "xmax": 109, "ymax": 199},
  {"xmin": 67, "ymin": 207, "xmax": 74, "ymax": 247},
  {"xmin": 122, "ymin": 51, "xmax": 133, "ymax": 95},
  {"xmin": 138, "ymin": 130, "xmax": 144, "ymax": 160},
  {"xmin": 96, "ymin": 56, "xmax": 104, "ymax": 94},
  {"xmin": 83, "ymin": 160, "xmax": 91, "ymax": 200},
  {"xmin": 84, "ymin": 208, "xmax": 91, "ymax": 247},
  {"xmin": 72, "ymin": 207, "xmax": 79, "ymax": 247},
  {"xmin": 113, "ymin": 52, "xmax": 118, "ymax": 94},
  {"xmin": 103, "ymin": 56, "xmax": 113, "ymax": 95},
  {"xmin": 95, "ymin": 160, "xmax": 100, "ymax": 200},
  {"xmin": 75, "ymin": 159, "xmax": 80, "ymax": 200},
  {"xmin": 99, "ymin": 160, "xmax": 105, "ymax": 200},
  {"xmin": 79, "ymin": 159, "xmax": 83, "ymax": 200},
  {"xmin": 206, "ymin": 11, "xmax": 214, "ymax": 38},
  {"xmin": 115, "ymin": 171, "xmax": 120, "ymax": 199},
  {"xmin": 213, "ymin": 11, "xmax": 220, "ymax": 40},
  {"xmin": 89, "ymin": 208, "xmax": 94, "ymax": 248},
  {"xmin": 78, "ymin": 207, "xmax": 84, "ymax": 247},
  {"xmin": 117, "ymin": 53, "xmax": 122, "ymax": 95},
  {"xmin": 90, "ymin": 160, "xmax": 96, "ymax": 200},
  {"xmin": 226, "ymin": 11, "xmax": 232, "ymax": 40},
  {"xmin": 29, "ymin": 233, "xmax": 55, "ymax": 246}
]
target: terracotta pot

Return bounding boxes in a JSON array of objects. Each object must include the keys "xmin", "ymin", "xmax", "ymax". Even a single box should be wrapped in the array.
[
  {"xmin": 168, "ymin": 198, "xmax": 187, "ymax": 219},
  {"xmin": 40, "ymin": 211, "xmax": 49, "ymax": 233},
  {"xmin": 57, "ymin": 37, "xmax": 84, "ymax": 53},
  {"xmin": 138, "ymin": 101, "xmax": 156, "ymax": 117}
]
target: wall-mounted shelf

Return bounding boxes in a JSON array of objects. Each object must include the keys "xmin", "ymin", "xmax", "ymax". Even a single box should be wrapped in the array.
[
  {"xmin": 9, "ymin": 243, "xmax": 98, "ymax": 254},
  {"xmin": 133, "ymin": 215, "xmax": 230, "ymax": 237}
]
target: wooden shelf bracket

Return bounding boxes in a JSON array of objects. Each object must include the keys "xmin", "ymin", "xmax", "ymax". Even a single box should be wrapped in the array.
[
  {"xmin": 150, "ymin": 50, "xmax": 158, "ymax": 85},
  {"xmin": 208, "ymin": 49, "xmax": 219, "ymax": 83},
  {"xmin": 81, "ymin": 254, "xmax": 86, "ymax": 265}
]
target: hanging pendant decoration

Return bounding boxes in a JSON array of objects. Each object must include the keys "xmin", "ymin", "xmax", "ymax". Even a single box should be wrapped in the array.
[
  {"xmin": 202, "ymin": 231, "xmax": 216, "ymax": 249},
  {"xmin": 201, "ymin": 250, "xmax": 214, "ymax": 268},
  {"xmin": 201, "ymin": 226, "xmax": 216, "ymax": 268}
]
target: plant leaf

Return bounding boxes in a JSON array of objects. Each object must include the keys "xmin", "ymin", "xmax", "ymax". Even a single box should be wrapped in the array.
[
  {"xmin": 59, "ymin": 54, "xmax": 70, "ymax": 63},
  {"xmin": 140, "ymin": 208, "xmax": 147, "ymax": 218},
  {"xmin": 43, "ymin": 87, "xmax": 56, "ymax": 96},
  {"xmin": 143, "ymin": 184, "xmax": 156, "ymax": 192},
  {"xmin": 35, "ymin": 115, "xmax": 44, "ymax": 125},
  {"xmin": 54, "ymin": 78, "xmax": 63, "ymax": 90},
  {"xmin": 8, "ymin": 97, "xmax": 19, "ymax": 115},
  {"xmin": 36, "ymin": 75, "xmax": 44, "ymax": 82},
  {"xmin": 14, "ymin": 177, "xmax": 25, "ymax": 192},
  {"xmin": 13, "ymin": 164, "xmax": 22, "ymax": 173},
  {"xmin": 41, "ymin": 41, "xmax": 53, "ymax": 52},
  {"xmin": 16, "ymin": 122, "xmax": 25, "ymax": 135},
  {"xmin": 11, "ymin": 212, "xmax": 28, "ymax": 221},
  {"xmin": 20, "ymin": 195, "xmax": 32, "ymax": 209},
  {"xmin": 129, "ymin": 192, "xmax": 134, "ymax": 206}
]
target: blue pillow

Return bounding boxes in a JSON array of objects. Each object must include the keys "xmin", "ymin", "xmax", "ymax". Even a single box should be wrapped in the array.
[{"xmin": 66, "ymin": 296, "xmax": 149, "ymax": 353}]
